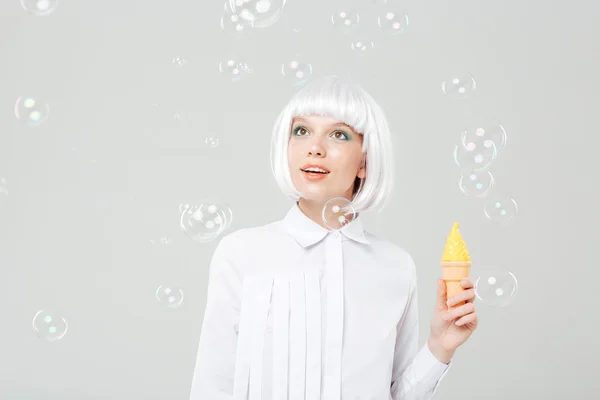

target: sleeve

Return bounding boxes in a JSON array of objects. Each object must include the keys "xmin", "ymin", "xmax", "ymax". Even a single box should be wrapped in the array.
[
  {"xmin": 390, "ymin": 254, "xmax": 452, "ymax": 400},
  {"xmin": 189, "ymin": 233, "xmax": 243, "ymax": 399}
]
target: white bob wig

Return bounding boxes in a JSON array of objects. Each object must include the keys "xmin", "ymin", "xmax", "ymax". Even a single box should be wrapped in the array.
[{"xmin": 270, "ymin": 75, "xmax": 395, "ymax": 213}]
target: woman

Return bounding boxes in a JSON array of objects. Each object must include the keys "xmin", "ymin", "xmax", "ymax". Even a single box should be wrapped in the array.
[{"xmin": 189, "ymin": 76, "xmax": 478, "ymax": 399}]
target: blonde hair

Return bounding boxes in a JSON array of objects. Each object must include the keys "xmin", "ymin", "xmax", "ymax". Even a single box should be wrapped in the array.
[{"xmin": 270, "ymin": 76, "xmax": 394, "ymax": 213}]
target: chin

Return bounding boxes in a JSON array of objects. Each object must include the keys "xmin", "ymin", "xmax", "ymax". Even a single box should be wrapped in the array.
[
  {"xmin": 293, "ymin": 178, "xmax": 350, "ymax": 203},
  {"xmin": 298, "ymin": 189, "xmax": 339, "ymax": 203}
]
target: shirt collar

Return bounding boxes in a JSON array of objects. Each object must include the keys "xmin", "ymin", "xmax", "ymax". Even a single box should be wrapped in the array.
[{"xmin": 282, "ymin": 202, "xmax": 370, "ymax": 248}]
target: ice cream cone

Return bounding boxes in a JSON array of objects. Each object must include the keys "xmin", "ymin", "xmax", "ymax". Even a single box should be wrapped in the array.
[
  {"xmin": 441, "ymin": 222, "xmax": 471, "ymax": 311},
  {"xmin": 441, "ymin": 260, "xmax": 471, "ymax": 310}
]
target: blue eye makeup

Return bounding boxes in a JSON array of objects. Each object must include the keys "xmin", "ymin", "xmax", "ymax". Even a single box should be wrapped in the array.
[
  {"xmin": 291, "ymin": 126, "xmax": 351, "ymax": 141},
  {"xmin": 292, "ymin": 126, "xmax": 308, "ymax": 136},
  {"xmin": 333, "ymin": 130, "xmax": 350, "ymax": 140}
]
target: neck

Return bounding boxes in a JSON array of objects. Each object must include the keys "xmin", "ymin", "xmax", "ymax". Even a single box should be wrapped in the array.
[{"xmin": 297, "ymin": 199, "xmax": 328, "ymax": 229}]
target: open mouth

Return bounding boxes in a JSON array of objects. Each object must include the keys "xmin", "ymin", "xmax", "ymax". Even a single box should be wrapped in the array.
[
  {"xmin": 300, "ymin": 165, "xmax": 330, "ymax": 175},
  {"xmin": 301, "ymin": 169, "xmax": 330, "ymax": 175}
]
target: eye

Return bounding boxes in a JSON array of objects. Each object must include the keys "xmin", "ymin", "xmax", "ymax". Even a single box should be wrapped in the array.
[
  {"xmin": 332, "ymin": 130, "xmax": 350, "ymax": 140},
  {"xmin": 293, "ymin": 126, "xmax": 309, "ymax": 136}
]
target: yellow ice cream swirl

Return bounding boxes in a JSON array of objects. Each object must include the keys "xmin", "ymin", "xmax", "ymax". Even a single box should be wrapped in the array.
[{"xmin": 441, "ymin": 222, "xmax": 471, "ymax": 261}]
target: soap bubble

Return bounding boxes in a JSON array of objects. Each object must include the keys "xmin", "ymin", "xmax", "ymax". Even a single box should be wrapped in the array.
[
  {"xmin": 442, "ymin": 74, "xmax": 476, "ymax": 99},
  {"xmin": 32, "ymin": 310, "xmax": 68, "ymax": 341},
  {"xmin": 462, "ymin": 123, "xmax": 507, "ymax": 154},
  {"xmin": 205, "ymin": 136, "xmax": 220, "ymax": 148},
  {"xmin": 484, "ymin": 194, "xmax": 518, "ymax": 223},
  {"xmin": 322, "ymin": 197, "xmax": 356, "ymax": 230},
  {"xmin": 180, "ymin": 201, "xmax": 233, "ymax": 243},
  {"xmin": 458, "ymin": 170, "xmax": 495, "ymax": 198},
  {"xmin": 475, "ymin": 267, "xmax": 518, "ymax": 307},
  {"xmin": 454, "ymin": 139, "xmax": 497, "ymax": 172},
  {"xmin": 221, "ymin": 3, "xmax": 254, "ymax": 39},
  {"xmin": 172, "ymin": 56, "xmax": 187, "ymax": 68},
  {"xmin": 219, "ymin": 56, "xmax": 252, "ymax": 82},
  {"xmin": 281, "ymin": 55, "xmax": 313, "ymax": 86},
  {"xmin": 227, "ymin": 0, "xmax": 287, "ymax": 29},
  {"xmin": 14, "ymin": 96, "xmax": 50, "ymax": 127},
  {"xmin": 331, "ymin": 9, "xmax": 360, "ymax": 34},
  {"xmin": 377, "ymin": 9, "xmax": 409, "ymax": 36},
  {"xmin": 156, "ymin": 285, "xmax": 184, "ymax": 309},
  {"xmin": 20, "ymin": 0, "xmax": 58, "ymax": 16},
  {"xmin": 350, "ymin": 38, "xmax": 375, "ymax": 56}
]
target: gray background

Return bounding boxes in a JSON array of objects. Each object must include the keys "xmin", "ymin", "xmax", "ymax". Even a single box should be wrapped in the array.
[{"xmin": 0, "ymin": 0, "xmax": 597, "ymax": 399}]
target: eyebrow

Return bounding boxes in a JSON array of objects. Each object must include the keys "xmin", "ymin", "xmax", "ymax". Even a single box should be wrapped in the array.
[{"xmin": 293, "ymin": 118, "xmax": 353, "ymax": 130}]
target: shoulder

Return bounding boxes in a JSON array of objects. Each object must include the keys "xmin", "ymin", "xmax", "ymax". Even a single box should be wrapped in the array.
[{"xmin": 211, "ymin": 221, "xmax": 289, "ymax": 277}]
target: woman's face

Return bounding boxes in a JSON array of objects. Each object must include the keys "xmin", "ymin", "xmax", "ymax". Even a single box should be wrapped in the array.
[{"xmin": 288, "ymin": 115, "xmax": 366, "ymax": 203}]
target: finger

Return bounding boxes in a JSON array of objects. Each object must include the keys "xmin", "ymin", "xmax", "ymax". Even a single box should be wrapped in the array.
[
  {"xmin": 447, "ymin": 289, "xmax": 476, "ymax": 306},
  {"xmin": 460, "ymin": 278, "xmax": 474, "ymax": 289},
  {"xmin": 443, "ymin": 302, "xmax": 475, "ymax": 321},
  {"xmin": 435, "ymin": 279, "xmax": 447, "ymax": 310},
  {"xmin": 455, "ymin": 312, "xmax": 478, "ymax": 327}
]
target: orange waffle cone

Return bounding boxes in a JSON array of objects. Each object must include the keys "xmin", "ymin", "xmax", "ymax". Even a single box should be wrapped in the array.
[{"xmin": 441, "ymin": 261, "xmax": 471, "ymax": 310}]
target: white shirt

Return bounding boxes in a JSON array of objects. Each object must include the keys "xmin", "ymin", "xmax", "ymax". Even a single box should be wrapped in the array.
[{"xmin": 190, "ymin": 203, "xmax": 452, "ymax": 400}]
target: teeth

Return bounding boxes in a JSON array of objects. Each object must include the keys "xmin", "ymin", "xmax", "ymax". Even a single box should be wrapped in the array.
[{"xmin": 304, "ymin": 167, "xmax": 328, "ymax": 173}]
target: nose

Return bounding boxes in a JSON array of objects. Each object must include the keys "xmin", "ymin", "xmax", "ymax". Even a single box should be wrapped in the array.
[{"xmin": 308, "ymin": 136, "xmax": 326, "ymax": 157}]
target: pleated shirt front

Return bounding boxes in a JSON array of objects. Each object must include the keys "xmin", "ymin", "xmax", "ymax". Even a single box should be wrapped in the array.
[{"xmin": 190, "ymin": 204, "xmax": 452, "ymax": 400}]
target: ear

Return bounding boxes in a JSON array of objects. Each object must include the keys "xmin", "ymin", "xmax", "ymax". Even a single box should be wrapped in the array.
[{"xmin": 357, "ymin": 158, "xmax": 367, "ymax": 179}]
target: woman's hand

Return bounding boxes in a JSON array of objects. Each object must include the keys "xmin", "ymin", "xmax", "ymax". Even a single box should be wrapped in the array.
[{"xmin": 427, "ymin": 278, "xmax": 479, "ymax": 364}]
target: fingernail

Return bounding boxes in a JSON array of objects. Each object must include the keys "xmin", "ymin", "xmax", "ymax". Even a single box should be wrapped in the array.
[{"xmin": 461, "ymin": 279, "xmax": 468, "ymax": 286}]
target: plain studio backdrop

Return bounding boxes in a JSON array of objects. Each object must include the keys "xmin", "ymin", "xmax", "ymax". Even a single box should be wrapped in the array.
[{"xmin": 0, "ymin": 0, "xmax": 596, "ymax": 399}]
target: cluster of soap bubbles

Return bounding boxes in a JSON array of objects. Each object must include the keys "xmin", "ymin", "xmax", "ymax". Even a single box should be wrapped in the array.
[
  {"xmin": 332, "ymin": 7, "xmax": 409, "ymax": 36},
  {"xmin": 218, "ymin": 2, "xmax": 410, "ymax": 85},
  {"xmin": 330, "ymin": 2, "xmax": 409, "ymax": 57},
  {"xmin": 220, "ymin": 0, "xmax": 313, "ymax": 86},
  {"xmin": 442, "ymin": 77, "xmax": 520, "ymax": 307},
  {"xmin": 171, "ymin": 3, "xmax": 277, "ymax": 136},
  {"xmin": 441, "ymin": 75, "xmax": 518, "ymax": 224},
  {"xmin": 452, "ymin": 119, "xmax": 518, "ymax": 224}
]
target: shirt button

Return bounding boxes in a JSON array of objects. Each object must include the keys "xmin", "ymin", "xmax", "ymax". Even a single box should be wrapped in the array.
[{"xmin": 233, "ymin": 324, "xmax": 239, "ymax": 335}]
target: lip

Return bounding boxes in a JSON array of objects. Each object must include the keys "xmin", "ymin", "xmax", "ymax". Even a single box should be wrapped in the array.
[
  {"xmin": 300, "ymin": 163, "xmax": 330, "ymax": 173},
  {"xmin": 301, "ymin": 170, "xmax": 328, "ymax": 181}
]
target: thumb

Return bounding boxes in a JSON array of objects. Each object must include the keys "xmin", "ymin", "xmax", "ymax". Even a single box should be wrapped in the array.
[{"xmin": 436, "ymin": 278, "xmax": 447, "ymax": 309}]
